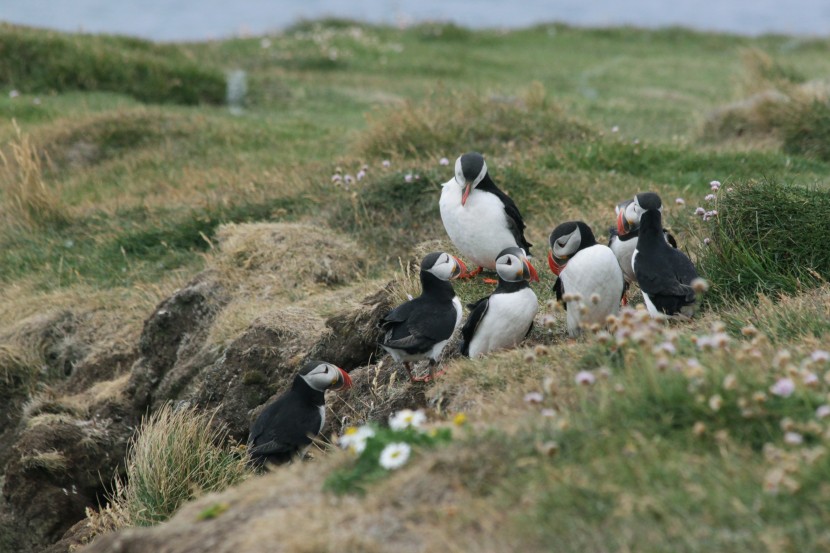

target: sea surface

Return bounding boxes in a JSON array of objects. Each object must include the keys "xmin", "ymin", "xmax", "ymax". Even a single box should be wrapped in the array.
[{"xmin": 3, "ymin": 0, "xmax": 830, "ymax": 41}]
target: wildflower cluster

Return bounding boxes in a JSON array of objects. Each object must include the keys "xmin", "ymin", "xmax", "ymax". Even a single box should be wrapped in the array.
[
  {"xmin": 324, "ymin": 409, "xmax": 455, "ymax": 494},
  {"xmin": 581, "ymin": 306, "xmax": 830, "ymax": 495}
]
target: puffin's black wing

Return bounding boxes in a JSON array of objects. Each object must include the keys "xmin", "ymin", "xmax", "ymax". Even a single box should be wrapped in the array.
[
  {"xmin": 380, "ymin": 298, "xmax": 457, "ymax": 354},
  {"xmin": 247, "ymin": 395, "xmax": 320, "ymax": 464},
  {"xmin": 635, "ymin": 249, "xmax": 697, "ymax": 301},
  {"xmin": 552, "ymin": 276, "xmax": 565, "ymax": 310},
  {"xmin": 460, "ymin": 296, "xmax": 490, "ymax": 356},
  {"xmin": 478, "ymin": 179, "xmax": 533, "ymax": 255}
]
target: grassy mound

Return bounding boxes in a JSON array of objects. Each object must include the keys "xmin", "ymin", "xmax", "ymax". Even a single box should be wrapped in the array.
[
  {"xmin": 782, "ymin": 98, "xmax": 830, "ymax": 162},
  {"xmin": 357, "ymin": 84, "xmax": 593, "ymax": 159},
  {"xmin": 698, "ymin": 180, "xmax": 830, "ymax": 302},
  {"xmin": 0, "ymin": 24, "xmax": 226, "ymax": 105}
]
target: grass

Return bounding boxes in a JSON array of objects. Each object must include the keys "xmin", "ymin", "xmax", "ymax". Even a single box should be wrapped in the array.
[
  {"xmin": 697, "ymin": 180, "xmax": 830, "ymax": 303},
  {"xmin": 2, "ymin": 20, "xmax": 830, "ymax": 552},
  {"xmin": 108, "ymin": 403, "xmax": 250, "ymax": 527},
  {"xmin": 0, "ymin": 23, "xmax": 226, "ymax": 105}
]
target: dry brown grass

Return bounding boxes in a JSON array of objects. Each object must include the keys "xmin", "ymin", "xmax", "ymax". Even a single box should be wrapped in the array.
[
  {"xmin": 204, "ymin": 222, "xmax": 367, "ymax": 345},
  {"xmin": 0, "ymin": 120, "xmax": 66, "ymax": 228},
  {"xmin": 19, "ymin": 449, "xmax": 69, "ymax": 473}
]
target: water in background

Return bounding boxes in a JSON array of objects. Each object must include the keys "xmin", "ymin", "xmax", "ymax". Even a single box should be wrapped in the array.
[{"xmin": 3, "ymin": 0, "xmax": 830, "ymax": 41}]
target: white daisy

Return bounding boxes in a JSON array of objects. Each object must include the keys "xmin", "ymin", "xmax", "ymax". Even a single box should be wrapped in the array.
[
  {"xmin": 389, "ymin": 409, "xmax": 426, "ymax": 431},
  {"xmin": 338, "ymin": 425, "xmax": 375, "ymax": 454},
  {"xmin": 379, "ymin": 442, "xmax": 411, "ymax": 470}
]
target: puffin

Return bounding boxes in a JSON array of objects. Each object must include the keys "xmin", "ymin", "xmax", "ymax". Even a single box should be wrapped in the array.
[
  {"xmin": 548, "ymin": 221, "xmax": 625, "ymax": 336},
  {"xmin": 379, "ymin": 251, "xmax": 465, "ymax": 382},
  {"xmin": 247, "ymin": 359, "xmax": 352, "ymax": 468},
  {"xmin": 439, "ymin": 152, "xmax": 538, "ymax": 281},
  {"xmin": 609, "ymin": 192, "xmax": 678, "ymax": 287},
  {"xmin": 633, "ymin": 207, "xmax": 699, "ymax": 317},
  {"xmin": 460, "ymin": 247, "xmax": 538, "ymax": 358}
]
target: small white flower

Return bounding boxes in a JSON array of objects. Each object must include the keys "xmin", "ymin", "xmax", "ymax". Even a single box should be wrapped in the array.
[
  {"xmin": 803, "ymin": 372, "xmax": 819, "ymax": 387},
  {"xmin": 695, "ymin": 207, "xmax": 706, "ymax": 216},
  {"xmin": 382, "ymin": 159, "xmax": 391, "ymax": 168},
  {"xmin": 770, "ymin": 378, "xmax": 795, "ymax": 398},
  {"xmin": 575, "ymin": 371, "xmax": 596, "ymax": 386},
  {"xmin": 356, "ymin": 169, "xmax": 366, "ymax": 181},
  {"xmin": 704, "ymin": 238, "xmax": 711, "ymax": 245},
  {"xmin": 344, "ymin": 174, "xmax": 355, "ymax": 185},
  {"xmin": 389, "ymin": 409, "xmax": 426, "ymax": 430},
  {"xmin": 338, "ymin": 426, "xmax": 376, "ymax": 454},
  {"xmin": 439, "ymin": 157, "xmax": 449, "ymax": 166},
  {"xmin": 404, "ymin": 173, "xmax": 413, "ymax": 183},
  {"xmin": 379, "ymin": 442, "xmax": 411, "ymax": 470},
  {"xmin": 811, "ymin": 350, "xmax": 829, "ymax": 364},
  {"xmin": 816, "ymin": 405, "xmax": 830, "ymax": 419},
  {"xmin": 540, "ymin": 408, "xmax": 557, "ymax": 418},
  {"xmin": 611, "ymin": 125, "xmax": 619, "ymax": 133},
  {"xmin": 9, "ymin": 89, "xmax": 19, "ymax": 99},
  {"xmin": 705, "ymin": 194, "xmax": 715, "ymax": 202},
  {"xmin": 675, "ymin": 198, "xmax": 685, "ymax": 205},
  {"xmin": 331, "ymin": 174, "xmax": 342, "ymax": 182},
  {"xmin": 783, "ymin": 431, "xmax": 803, "ymax": 445},
  {"xmin": 524, "ymin": 392, "xmax": 544, "ymax": 404},
  {"xmin": 709, "ymin": 180, "xmax": 721, "ymax": 190}
]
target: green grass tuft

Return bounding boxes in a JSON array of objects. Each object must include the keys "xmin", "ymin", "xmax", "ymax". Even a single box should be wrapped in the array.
[
  {"xmin": 0, "ymin": 24, "xmax": 226, "ymax": 105},
  {"xmin": 697, "ymin": 180, "xmax": 830, "ymax": 303},
  {"xmin": 110, "ymin": 403, "xmax": 250, "ymax": 527}
]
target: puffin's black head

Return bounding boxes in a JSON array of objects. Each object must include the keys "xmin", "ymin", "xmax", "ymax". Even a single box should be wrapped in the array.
[
  {"xmin": 454, "ymin": 152, "xmax": 488, "ymax": 206},
  {"xmin": 421, "ymin": 251, "xmax": 467, "ymax": 281},
  {"xmin": 616, "ymin": 191, "xmax": 663, "ymax": 236},
  {"xmin": 495, "ymin": 246, "xmax": 535, "ymax": 283},
  {"xmin": 639, "ymin": 208, "xmax": 664, "ymax": 234},
  {"xmin": 297, "ymin": 359, "xmax": 352, "ymax": 392},
  {"xmin": 547, "ymin": 221, "xmax": 597, "ymax": 275}
]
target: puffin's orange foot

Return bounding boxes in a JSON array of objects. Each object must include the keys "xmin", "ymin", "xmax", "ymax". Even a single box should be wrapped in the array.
[
  {"xmin": 458, "ymin": 266, "xmax": 484, "ymax": 279},
  {"xmin": 421, "ymin": 368, "xmax": 446, "ymax": 383},
  {"xmin": 482, "ymin": 278, "xmax": 499, "ymax": 285}
]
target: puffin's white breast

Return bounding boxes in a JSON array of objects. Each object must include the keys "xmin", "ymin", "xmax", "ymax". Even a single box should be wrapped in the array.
[
  {"xmin": 560, "ymin": 245, "xmax": 624, "ymax": 336},
  {"xmin": 440, "ymin": 179, "xmax": 520, "ymax": 269},
  {"xmin": 610, "ymin": 235, "xmax": 637, "ymax": 283},
  {"xmin": 467, "ymin": 287, "xmax": 538, "ymax": 358}
]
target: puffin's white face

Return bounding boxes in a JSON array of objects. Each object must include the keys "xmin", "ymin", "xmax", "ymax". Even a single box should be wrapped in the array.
[
  {"xmin": 425, "ymin": 252, "xmax": 464, "ymax": 281},
  {"xmin": 454, "ymin": 156, "xmax": 488, "ymax": 188},
  {"xmin": 454, "ymin": 154, "xmax": 488, "ymax": 206},
  {"xmin": 300, "ymin": 362, "xmax": 351, "ymax": 392},
  {"xmin": 495, "ymin": 250, "xmax": 531, "ymax": 282},
  {"xmin": 552, "ymin": 225, "xmax": 582, "ymax": 261}
]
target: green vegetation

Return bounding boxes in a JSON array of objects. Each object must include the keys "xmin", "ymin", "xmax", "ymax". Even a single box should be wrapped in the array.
[
  {"xmin": 0, "ymin": 24, "xmax": 225, "ymax": 104},
  {"xmin": 1, "ymin": 20, "xmax": 830, "ymax": 551},
  {"xmin": 109, "ymin": 404, "xmax": 249, "ymax": 527},
  {"xmin": 698, "ymin": 180, "xmax": 830, "ymax": 303}
]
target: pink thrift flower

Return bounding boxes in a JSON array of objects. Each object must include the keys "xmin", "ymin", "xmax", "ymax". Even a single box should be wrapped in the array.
[
  {"xmin": 770, "ymin": 378, "xmax": 795, "ymax": 398},
  {"xmin": 575, "ymin": 371, "xmax": 596, "ymax": 386}
]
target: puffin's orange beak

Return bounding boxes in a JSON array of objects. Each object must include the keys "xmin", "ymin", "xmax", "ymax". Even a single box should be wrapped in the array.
[
  {"xmin": 616, "ymin": 209, "xmax": 627, "ymax": 236},
  {"xmin": 336, "ymin": 367, "xmax": 352, "ymax": 390},
  {"xmin": 526, "ymin": 258, "xmax": 539, "ymax": 282},
  {"xmin": 451, "ymin": 256, "xmax": 468, "ymax": 279},
  {"xmin": 461, "ymin": 182, "xmax": 472, "ymax": 206},
  {"xmin": 547, "ymin": 251, "xmax": 562, "ymax": 276}
]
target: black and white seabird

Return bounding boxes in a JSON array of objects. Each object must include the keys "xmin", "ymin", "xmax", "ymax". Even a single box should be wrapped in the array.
[
  {"xmin": 633, "ymin": 207, "xmax": 699, "ymax": 317},
  {"xmin": 439, "ymin": 152, "xmax": 538, "ymax": 281},
  {"xmin": 460, "ymin": 247, "xmax": 539, "ymax": 358},
  {"xmin": 548, "ymin": 221, "xmax": 625, "ymax": 336},
  {"xmin": 379, "ymin": 252, "xmax": 465, "ymax": 382},
  {"xmin": 609, "ymin": 192, "xmax": 678, "ymax": 286},
  {"xmin": 247, "ymin": 359, "xmax": 352, "ymax": 468}
]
